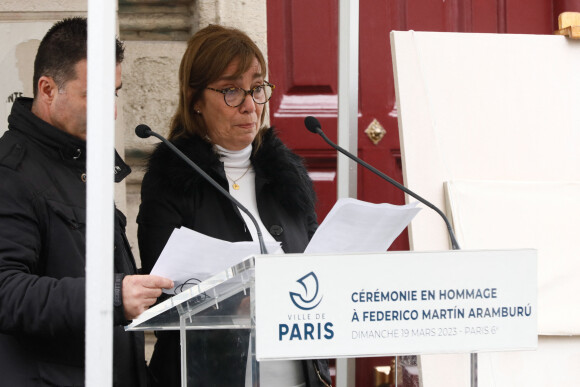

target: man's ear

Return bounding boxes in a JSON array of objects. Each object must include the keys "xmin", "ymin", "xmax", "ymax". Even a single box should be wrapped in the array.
[{"xmin": 36, "ymin": 76, "xmax": 58, "ymax": 103}]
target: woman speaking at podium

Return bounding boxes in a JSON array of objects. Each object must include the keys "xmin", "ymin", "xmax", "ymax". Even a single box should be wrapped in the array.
[{"xmin": 137, "ymin": 24, "xmax": 331, "ymax": 387}]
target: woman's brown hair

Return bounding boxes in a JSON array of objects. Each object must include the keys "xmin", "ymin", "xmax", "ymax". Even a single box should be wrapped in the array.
[{"xmin": 169, "ymin": 24, "xmax": 269, "ymax": 145}]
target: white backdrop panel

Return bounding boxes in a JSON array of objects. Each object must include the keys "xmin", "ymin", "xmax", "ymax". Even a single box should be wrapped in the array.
[
  {"xmin": 445, "ymin": 180, "xmax": 580, "ymax": 335},
  {"xmin": 391, "ymin": 31, "xmax": 580, "ymax": 387},
  {"xmin": 391, "ymin": 31, "xmax": 580, "ymax": 251}
]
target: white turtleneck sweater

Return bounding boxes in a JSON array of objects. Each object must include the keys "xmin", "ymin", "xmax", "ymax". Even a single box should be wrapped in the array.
[
  {"xmin": 215, "ymin": 143, "xmax": 278, "ymax": 248},
  {"xmin": 215, "ymin": 144, "xmax": 305, "ymax": 387}
]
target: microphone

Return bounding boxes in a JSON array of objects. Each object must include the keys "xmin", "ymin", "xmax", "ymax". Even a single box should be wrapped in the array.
[
  {"xmin": 135, "ymin": 124, "xmax": 152, "ymax": 139},
  {"xmin": 135, "ymin": 124, "xmax": 268, "ymax": 254},
  {"xmin": 304, "ymin": 116, "xmax": 460, "ymax": 250}
]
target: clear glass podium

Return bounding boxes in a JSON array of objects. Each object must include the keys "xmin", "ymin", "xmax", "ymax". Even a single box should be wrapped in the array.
[{"xmin": 126, "ymin": 257, "xmax": 258, "ymax": 387}]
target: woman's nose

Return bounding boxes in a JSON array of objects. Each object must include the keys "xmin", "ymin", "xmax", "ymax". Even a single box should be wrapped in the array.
[{"xmin": 239, "ymin": 92, "xmax": 256, "ymax": 113}]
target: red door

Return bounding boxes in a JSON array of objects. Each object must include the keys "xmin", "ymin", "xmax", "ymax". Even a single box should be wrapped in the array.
[{"xmin": 267, "ymin": 1, "xmax": 576, "ymax": 385}]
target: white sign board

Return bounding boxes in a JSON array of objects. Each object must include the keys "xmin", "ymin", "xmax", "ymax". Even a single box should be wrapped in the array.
[{"xmin": 255, "ymin": 249, "xmax": 537, "ymax": 361}]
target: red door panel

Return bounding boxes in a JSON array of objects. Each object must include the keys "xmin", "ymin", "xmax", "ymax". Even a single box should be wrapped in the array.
[
  {"xmin": 266, "ymin": 0, "xmax": 338, "ymax": 150},
  {"xmin": 267, "ymin": 0, "xmax": 339, "ymax": 223}
]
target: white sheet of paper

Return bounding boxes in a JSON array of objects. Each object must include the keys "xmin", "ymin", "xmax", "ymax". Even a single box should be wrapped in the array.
[
  {"xmin": 150, "ymin": 227, "xmax": 281, "ymax": 293},
  {"xmin": 304, "ymin": 198, "xmax": 420, "ymax": 254},
  {"xmin": 304, "ymin": 198, "xmax": 421, "ymax": 254}
]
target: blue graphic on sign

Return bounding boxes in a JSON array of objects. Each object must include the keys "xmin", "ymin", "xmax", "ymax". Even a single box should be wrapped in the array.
[{"xmin": 289, "ymin": 272, "xmax": 323, "ymax": 310}]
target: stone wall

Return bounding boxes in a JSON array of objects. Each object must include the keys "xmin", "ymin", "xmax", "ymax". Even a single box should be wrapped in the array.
[{"xmin": 120, "ymin": 40, "xmax": 185, "ymax": 259}]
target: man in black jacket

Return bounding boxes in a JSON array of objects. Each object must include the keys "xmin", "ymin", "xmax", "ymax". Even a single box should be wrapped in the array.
[{"xmin": 0, "ymin": 17, "xmax": 173, "ymax": 386}]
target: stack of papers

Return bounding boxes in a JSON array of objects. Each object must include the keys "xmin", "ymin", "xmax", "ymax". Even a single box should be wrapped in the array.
[{"xmin": 151, "ymin": 198, "xmax": 420, "ymax": 293}]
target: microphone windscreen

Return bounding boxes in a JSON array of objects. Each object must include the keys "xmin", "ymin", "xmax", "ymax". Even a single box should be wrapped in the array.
[
  {"xmin": 135, "ymin": 124, "xmax": 152, "ymax": 139},
  {"xmin": 304, "ymin": 116, "xmax": 321, "ymax": 134}
]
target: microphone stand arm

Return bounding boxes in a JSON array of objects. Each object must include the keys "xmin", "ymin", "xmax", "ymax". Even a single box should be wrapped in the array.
[
  {"xmin": 316, "ymin": 125, "xmax": 470, "ymax": 382},
  {"xmin": 316, "ymin": 129, "xmax": 460, "ymax": 250},
  {"xmin": 149, "ymin": 131, "xmax": 268, "ymax": 255}
]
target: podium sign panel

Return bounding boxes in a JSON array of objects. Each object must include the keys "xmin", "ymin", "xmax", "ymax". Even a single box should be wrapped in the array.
[{"xmin": 255, "ymin": 249, "xmax": 537, "ymax": 360}]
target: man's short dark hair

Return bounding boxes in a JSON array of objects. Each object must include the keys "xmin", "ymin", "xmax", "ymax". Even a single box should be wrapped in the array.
[{"xmin": 33, "ymin": 17, "xmax": 125, "ymax": 97}]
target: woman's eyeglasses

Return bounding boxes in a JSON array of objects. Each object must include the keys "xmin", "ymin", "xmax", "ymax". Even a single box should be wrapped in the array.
[{"xmin": 206, "ymin": 81, "xmax": 275, "ymax": 107}]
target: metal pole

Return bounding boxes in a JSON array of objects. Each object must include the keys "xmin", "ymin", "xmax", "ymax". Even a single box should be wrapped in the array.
[
  {"xmin": 337, "ymin": 0, "xmax": 359, "ymax": 200},
  {"xmin": 86, "ymin": 1, "xmax": 116, "ymax": 386},
  {"xmin": 336, "ymin": 0, "xmax": 359, "ymax": 386},
  {"xmin": 471, "ymin": 353, "xmax": 478, "ymax": 387}
]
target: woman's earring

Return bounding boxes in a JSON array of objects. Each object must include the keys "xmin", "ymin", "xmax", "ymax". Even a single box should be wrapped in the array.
[{"xmin": 194, "ymin": 107, "xmax": 201, "ymax": 115}]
